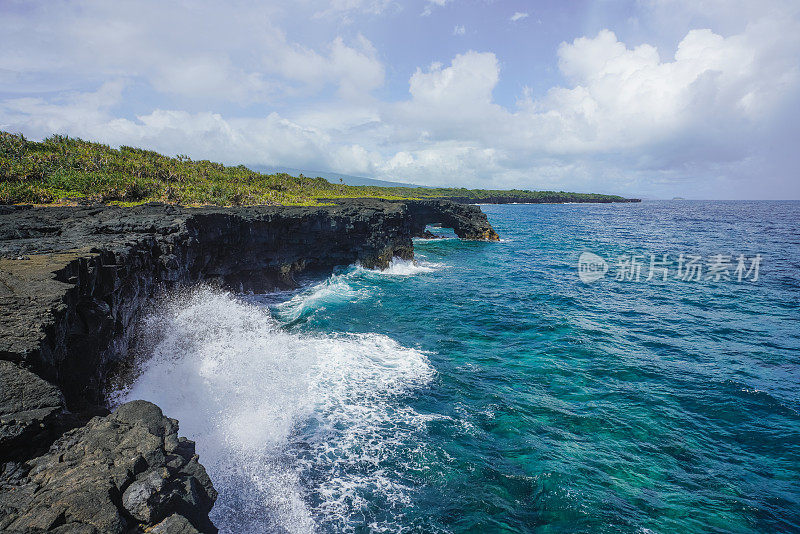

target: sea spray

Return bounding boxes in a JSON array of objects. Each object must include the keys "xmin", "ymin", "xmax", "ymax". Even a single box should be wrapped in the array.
[{"xmin": 113, "ymin": 287, "xmax": 436, "ymax": 533}]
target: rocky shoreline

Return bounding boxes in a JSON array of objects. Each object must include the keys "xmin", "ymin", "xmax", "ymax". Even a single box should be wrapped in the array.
[{"xmin": 0, "ymin": 199, "xmax": 498, "ymax": 533}]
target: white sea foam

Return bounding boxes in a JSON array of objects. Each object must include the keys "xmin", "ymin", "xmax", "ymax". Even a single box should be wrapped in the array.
[
  {"xmin": 112, "ymin": 287, "xmax": 435, "ymax": 533},
  {"xmin": 361, "ymin": 257, "xmax": 444, "ymax": 276},
  {"xmin": 413, "ymin": 236, "xmax": 459, "ymax": 242}
]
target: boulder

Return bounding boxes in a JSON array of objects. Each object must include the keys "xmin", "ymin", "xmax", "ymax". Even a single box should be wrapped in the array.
[
  {"xmin": 150, "ymin": 513, "xmax": 203, "ymax": 534},
  {"xmin": 0, "ymin": 400, "xmax": 217, "ymax": 533}
]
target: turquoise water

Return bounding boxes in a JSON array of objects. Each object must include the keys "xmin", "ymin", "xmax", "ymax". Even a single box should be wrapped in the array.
[{"xmin": 119, "ymin": 201, "xmax": 800, "ymax": 533}]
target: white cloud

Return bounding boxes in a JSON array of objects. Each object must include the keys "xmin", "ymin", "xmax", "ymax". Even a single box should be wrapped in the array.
[
  {"xmin": 0, "ymin": 1, "xmax": 384, "ymax": 103},
  {"xmin": 311, "ymin": 0, "xmax": 395, "ymax": 18},
  {"xmin": 0, "ymin": 77, "xmax": 379, "ymax": 173},
  {"xmin": 375, "ymin": 12, "xmax": 800, "ymax": 194},
  {"xmin": 453, "ymin": 25, "xmax": 466, "ymax": 35},
  {"xmin": 537, "ymin": 25, "xmax": 797, "ymax": 152},
  {"xmin": 422, "ymin": 0, "xmax": 450, "ymax": 16},
  {"xmin": 510, "ymin": 12, "xmax": 529, "ymax": 22},
  {"xmin": 407, "ymin": 51, "xmax": 498, "ymax": 108},
  {"xmin": 0, "ymin": 81, "xmax": 127, "ymax": 136},
  {"xmin": 0, "ymin": 97, "xmax": 382, "ymax": 175},
  {"xmin": 378, "ymin": 143, "xmax": 500, "ymax": 184}
]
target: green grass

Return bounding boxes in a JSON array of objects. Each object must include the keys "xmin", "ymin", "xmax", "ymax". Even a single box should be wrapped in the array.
[{"xmin": 0, "ymin": 131, "xmax": 634, "ymax": 206}]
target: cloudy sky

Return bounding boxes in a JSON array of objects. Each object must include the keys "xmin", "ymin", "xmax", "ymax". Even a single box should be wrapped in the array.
[{"xmin": 1, "ymin": 0, "xmax": 799, "ymax": 199}]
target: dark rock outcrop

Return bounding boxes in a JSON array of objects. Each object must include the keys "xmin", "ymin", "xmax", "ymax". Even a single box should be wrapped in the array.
[
  {"xmin": 0, "ymin": 400, "xmax": 216, "ymax": 533},
  {"xmin": 0, "ymin": 198, "xmax": 498, "ymax": 533},
  {"xmin": 0, "ymin": 361, "xmax": 65, "ymax": 462},
  {"xmin": 0, "ymin": 199, "xmax": 496, "ymax": 409},
  {"xmin": 406, "ymin": 199, "xmax": 499, "ymax": 240},
  {"xmin": 0, "ymin": 201, "xmax": 414, "ymax": 409}
]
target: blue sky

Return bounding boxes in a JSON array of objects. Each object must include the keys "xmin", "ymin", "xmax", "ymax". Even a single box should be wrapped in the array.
[{"xmin": 1, "ymin": 0, "xmax": 799, "ymax": 199}]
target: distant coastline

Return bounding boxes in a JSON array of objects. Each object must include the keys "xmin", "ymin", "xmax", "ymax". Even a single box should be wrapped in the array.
[
  {"xmin": 433, "ymin": 194, "xmax": 640, "ymax": 204},
  {"xmin": 1, "ymin": 131, "xmax": 639, "ymax": 207}
]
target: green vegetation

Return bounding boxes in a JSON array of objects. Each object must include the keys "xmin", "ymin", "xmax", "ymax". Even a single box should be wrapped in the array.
[{"xmin": 1, "ymin": 131, "xmax": 634, "ymax": 206}]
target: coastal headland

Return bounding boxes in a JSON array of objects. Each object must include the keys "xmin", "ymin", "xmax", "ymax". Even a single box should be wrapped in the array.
[
  {"xmin": 0, "ymin": 131, "xmax": 640, "ymax": 532},
  {"xmin": 0, "ymin": 198, "xmax": 496, "ymax": 533}
]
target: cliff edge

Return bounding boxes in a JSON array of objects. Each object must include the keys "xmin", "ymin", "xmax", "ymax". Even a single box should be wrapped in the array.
[{"xmin": 0, "ymin": 198, "xmax": 498, "ymax": 533}]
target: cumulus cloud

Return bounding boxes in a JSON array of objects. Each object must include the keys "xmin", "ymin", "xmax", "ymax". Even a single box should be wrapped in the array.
[
  {"xmin": 0, "ymin": 81, "xmax": 127, "ymax": 137},
  {"xmin": 1, "ymin": 0, "xmax": 799, "ymax": 198},
  {"xmin": 374, "ymin": 13, "xmax": 800, "ymax": 195},
  {"xmin": 510, "ymin": 12, "xmax": 529, "ymax": 22},
  {"xmin": 271, "ymin": 35, "xmax": 385, "ymax": 99},
  {"xmin": 408, "ymin": 52, "xmax": 498, "ymax": 109},
  {"xmin": 453, "ymin": 25, "xmax": 466, "ymax": 35},
  {"xmin": 538, "ymin": 24, "xmax": 798, "ymax": 152},
  {"xmin": 0, "ymin": 87, "xmax": 379, "ymax": 173}
]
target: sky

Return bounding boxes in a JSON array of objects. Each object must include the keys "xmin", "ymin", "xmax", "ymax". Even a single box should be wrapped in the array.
[{"xmin": 1, "ymin": 0, "xmax": 799, "ymax": 199}]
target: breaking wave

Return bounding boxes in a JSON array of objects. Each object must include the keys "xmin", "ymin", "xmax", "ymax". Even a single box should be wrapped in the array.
[
  {"xmin": 113, "ymin": 286, "xmax": 436, "ymax": 533},
  {"xmin": 369, "ymin": 257, "xmax": 444, "ymax": 276}
]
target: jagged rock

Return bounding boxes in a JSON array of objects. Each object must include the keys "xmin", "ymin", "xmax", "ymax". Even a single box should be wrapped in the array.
[
  {"xmin": 0, "ymin": 199, "xmax": 499, "ymax": 532},
  {"xmin": 150, "ymin": 513, "xmax": 202, "ymax": 534},
  {"xmin": 421, "ymin": 229, "xmax": 444, "ymax": 239},
  {"xmin": 0, "ymin": 400, "xmax": 217, "ymax": 533},
  {"xmin": 0, "ymin": 360, "xmax": 65, "ymax": 462}
]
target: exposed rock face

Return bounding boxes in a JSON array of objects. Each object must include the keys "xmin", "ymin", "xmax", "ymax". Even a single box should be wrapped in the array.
[
  {"xmin": 0, "ymin": 200, "xmax": 416, "ymax": 409},
  {"xmin": 0, "ymin": 361, "xmax": 65, "ymax": 462},
  {"xmin": 0, "ymin": 198, "xmax": 498, "ymax": 532},
  {"xmin": 406, "ymin": 199, "xmax": 499, "ymax": 240},
  {"xmin": 0, "ymin": 400, "xmax": 216, "ymax": 533},
  {"xmin": 0, "ymin": 199, "xmax": 496, "ymax": 410}
]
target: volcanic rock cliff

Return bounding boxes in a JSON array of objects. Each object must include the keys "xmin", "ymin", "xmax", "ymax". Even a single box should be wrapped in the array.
[{"xmin": 0, "ymin": 198, "xmax": 498, "ymax": 533}]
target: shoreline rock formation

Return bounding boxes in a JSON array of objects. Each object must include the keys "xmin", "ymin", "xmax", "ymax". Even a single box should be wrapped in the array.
[
  {"xmin": 0, "ymin": 198, "xmax": 498, "ymax": 533},
  {"xmin": 1, "ymin": 400, "xmax": 216, "ymax": 533}
]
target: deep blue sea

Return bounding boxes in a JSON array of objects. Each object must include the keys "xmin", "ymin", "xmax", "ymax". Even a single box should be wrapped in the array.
[{"xmin": 116, "ymin": 201, "xmax": 800, "ymax": 533}]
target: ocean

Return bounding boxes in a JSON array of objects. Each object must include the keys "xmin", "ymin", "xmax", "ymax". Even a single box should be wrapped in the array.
[{"xmin": 114, "ymin": 201, "xmax": 800, "ymax": 533}]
